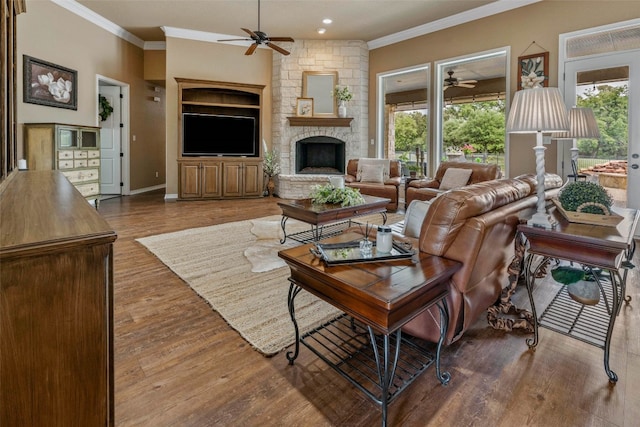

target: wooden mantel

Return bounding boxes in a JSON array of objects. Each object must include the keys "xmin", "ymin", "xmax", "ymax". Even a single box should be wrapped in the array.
[{"xmin": 287, "ymin": 117, "xmax": 353, "ymax": 127}]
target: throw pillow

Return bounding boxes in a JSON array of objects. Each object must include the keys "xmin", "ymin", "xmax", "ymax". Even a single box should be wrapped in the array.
[
  {"xmin": 402, "ymin": 199, "xmax": 433, "ymax": 238},
  {"xmin": 359, "ymin": 164, "xmax": 385, "ymax": 183},
  {"xmin": 439, "ymin": 168, "xmax": 473, "ymax": 190}
]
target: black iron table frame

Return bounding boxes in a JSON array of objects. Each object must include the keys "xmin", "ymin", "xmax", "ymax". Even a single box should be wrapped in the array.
[
  {"xmin": 280, "ymin": 212, "xmax": 388, "ymax": 244},
  {"xmin": 285, "ymin": 281, "xmax": 450, "ymax": 427},
  {"xmin": 522, "ymin": 239, "xmax": 636, "ymax": 384}
]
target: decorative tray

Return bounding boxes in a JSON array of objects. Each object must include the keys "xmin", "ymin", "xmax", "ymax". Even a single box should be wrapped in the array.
[
  {"xmin": 310, "ymin": 240, "xmax": 415, "ymax": 265},
  {"xmin": 552, "ymin": 199, "xmax": 623, "ymax": 227}
]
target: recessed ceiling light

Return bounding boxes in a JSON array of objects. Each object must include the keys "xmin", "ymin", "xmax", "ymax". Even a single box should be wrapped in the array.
[
  {"xmin": 322, "ymin": 18, "xmax": 332, "ymax": 24},
  {"xmin": 317, "ymin": 28, "xmax": 326, "ymax": 34}
]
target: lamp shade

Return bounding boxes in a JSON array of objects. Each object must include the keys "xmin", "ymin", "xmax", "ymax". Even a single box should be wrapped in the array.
[
  {"xmin": 554, "ymin": 107, "xmax": 600, "ymax": 139},
  {"xmin": 506, "ymin": 87, "xmax": 569, "ymax": 133}
]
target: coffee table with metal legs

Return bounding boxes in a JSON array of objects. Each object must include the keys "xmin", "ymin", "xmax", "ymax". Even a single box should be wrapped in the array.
[
  {"xmin": 277, "ymin": 195, "xmax": 390, "ymax": 244},
  {"xmin": 278, "ymin": 231, "xmax": 461, "ymax": 427}
]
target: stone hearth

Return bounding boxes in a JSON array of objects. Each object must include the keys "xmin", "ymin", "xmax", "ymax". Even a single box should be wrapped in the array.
[{"xmin": 271, "ymin": 40, "xmax": 369, "ymax": 199}]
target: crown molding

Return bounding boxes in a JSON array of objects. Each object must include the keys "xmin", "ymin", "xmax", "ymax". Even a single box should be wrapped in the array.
[
  {"xmin": 52, "ymin": 0, "xmax": 541, "ymax": 52},
  {"xmin": 51, "ymin": 0, "xmax": 145, "ymax": 49},
  {"xmin": 144, "ymin": 41, "xmax": 167, "ymax": 51},
  {"xmin": 368, "ymin": 0, "xmax": 542, "ymax": 50},
  {"xmin": 161, "ymin": 26, "xmax": 257, "ymax": 48}
]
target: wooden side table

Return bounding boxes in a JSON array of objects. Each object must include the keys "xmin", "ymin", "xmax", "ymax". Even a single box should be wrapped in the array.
[
  {"xmin": 518, "ymin": 206, "xmax": 639, "ymax": 383},
  {"xmin": 279, "ymin": 232, "xmax": 461, "ymax": 427}
]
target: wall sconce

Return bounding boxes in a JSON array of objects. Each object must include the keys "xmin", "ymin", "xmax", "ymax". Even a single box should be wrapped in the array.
[{"xmin": 506, "ymin": 87, "xmax": 569, "ymax": 229}]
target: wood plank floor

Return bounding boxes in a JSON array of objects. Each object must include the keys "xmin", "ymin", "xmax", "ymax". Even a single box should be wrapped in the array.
[{"xmin": 99, "ymin": 192, "xmax": 640, "ymax": 427}]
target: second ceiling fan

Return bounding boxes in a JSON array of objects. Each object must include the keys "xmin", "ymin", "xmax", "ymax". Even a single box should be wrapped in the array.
[
  {"xmin": 443, "ymin": 70, "xmax": 477, "ymax": 90},
  {"xmin": 218, "ymin": 0, "xmax": 294, "ymax": 56}
]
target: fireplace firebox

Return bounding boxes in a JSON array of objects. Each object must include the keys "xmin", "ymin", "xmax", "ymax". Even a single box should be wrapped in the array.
[{"xmin": 295, "ymin": 136, "xmax": 345, "ymax": 175}]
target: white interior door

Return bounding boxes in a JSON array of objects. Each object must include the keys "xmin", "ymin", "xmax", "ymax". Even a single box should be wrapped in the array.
[
  {"xmin": 99, "ymin": 85, "xmax": 122, "ymax": 195},
  {"xmin": 564, "ymin": 51, "xmax": 640, "ymax": 210}
]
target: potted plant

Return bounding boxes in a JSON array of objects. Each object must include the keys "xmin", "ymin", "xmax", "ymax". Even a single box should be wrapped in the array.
[
  {"xmin": 333, "ymin": 85, "xmax": 353, "ymax": 118},
  {"xmin": 263, "ymin": 149, "xmax": 280, "ymax": 197},
  {"xmin": 309, "ymin": 184, "xmax": 365, "ymax": 207},
  {"xmin": 407, "ymin": 163, "xmax": 420, "ymax": 178},
  {"xmin": 553, "ymin": 181, "xmax": 622, "ymax": 226}
]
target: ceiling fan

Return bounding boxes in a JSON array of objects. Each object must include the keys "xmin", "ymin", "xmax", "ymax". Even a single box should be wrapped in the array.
[
  {"xmin": 218, "ymin": 0, "xmax": 294, "ymax": 56},
  {"xmin": 443, "ymin": 70, "xmax": 477, "ymax": 90}
]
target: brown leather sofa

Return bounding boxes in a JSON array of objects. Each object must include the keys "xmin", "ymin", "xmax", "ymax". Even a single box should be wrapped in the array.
[
  {"xmin": 406, "ymin": 161, "xmax": 501, "ymax": 206},
  {"xmin": 397, "ymin": 173, "xmax": 564, "ymax": 345},
  {"xmin": 344, "ymin": 159, "xmax": 402, "ymax": 211}
]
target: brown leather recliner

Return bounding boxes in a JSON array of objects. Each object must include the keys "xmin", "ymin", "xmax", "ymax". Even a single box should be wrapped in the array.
[
  {"xmin": 344, "ymin": 159, "xmax": 402, "ymax": 211},
  {"xmin": 400, "ymin": 173, "xmax": 563, "ymax": 345},
  {"xmin": 406, "ymin": 161, "xmax": 501, "ymax": 206}
]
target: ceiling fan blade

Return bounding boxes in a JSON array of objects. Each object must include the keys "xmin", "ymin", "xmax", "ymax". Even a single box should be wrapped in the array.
[
  {"xmin": 242, "ymin": 28, "xmax": 258, "ymax": 38},
  {"xmin": 218, "ymin": 38, "xmax": 251, "ymax": 42},
  {"xmin": 457, "ymin": 83, "xmax": 476, "ymax": 88},
  {"xmin": 245, "ymin": 43, "xmax": 258, "ymax": 55},
  {"xmin": 268, "ymin": 37, "xmax": 294, "ymax": 42},
  {"xmin": 443, "ymin": 86, "xmax": 449, "ymax": 91},
  {"xmin": 459, "ymin": 79, "xmax": 478, "ymax": 84},
  {"xmin": 267, "ymin": 42, "xmax": 290, "ymax": 55}
]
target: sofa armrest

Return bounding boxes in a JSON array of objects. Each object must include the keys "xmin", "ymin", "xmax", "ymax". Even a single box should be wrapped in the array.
[
  {"xmin": 408, "ymin": 179, "xmax": 440, "ymax": 189},
  {"xmin": 384, "ymin": 177, "xmax": 402, "ymax": 187}
]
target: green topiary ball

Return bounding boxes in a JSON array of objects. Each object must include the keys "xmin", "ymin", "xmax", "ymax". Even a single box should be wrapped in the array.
[{"xmin": 558, "ymin": 181, "xmax": 613, "ymax": 214}]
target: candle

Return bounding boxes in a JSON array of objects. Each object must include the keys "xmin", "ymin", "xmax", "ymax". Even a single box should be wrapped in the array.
[{"xmin": 18, "ymin": 159, "xmax": 27, "ymax": 170}]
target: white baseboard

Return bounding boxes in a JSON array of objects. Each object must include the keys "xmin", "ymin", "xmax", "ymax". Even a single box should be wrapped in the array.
[
  {"xmin": 164, "ymin": 193, "xmax": 178, "ymax": 202},
  {"xmin": 129, "ymin": 184, "xmax": 166, "ymax": 195}
]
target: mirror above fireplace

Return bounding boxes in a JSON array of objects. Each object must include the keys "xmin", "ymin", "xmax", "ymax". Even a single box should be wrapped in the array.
[{"xmin": 302, "ymin": 71, "xmax": 338, "ymax": 116}]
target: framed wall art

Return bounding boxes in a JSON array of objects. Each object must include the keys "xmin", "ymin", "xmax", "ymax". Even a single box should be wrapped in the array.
[
  {"xmin": 518, "ymin": 52, "xmax": 548, "ymax": 90},
  {"xmin": 23, "ymin": 55, "xmax": 78, "ymax": 110},
  {"xmin": 296, "ymin": 98, "xmax": 313, "ymax": 117}
]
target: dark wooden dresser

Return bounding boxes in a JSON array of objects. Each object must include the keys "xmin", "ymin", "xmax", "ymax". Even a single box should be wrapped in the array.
[{"xmin": 1, "ymin": 171, "xmax": 117, "ymax": 426}]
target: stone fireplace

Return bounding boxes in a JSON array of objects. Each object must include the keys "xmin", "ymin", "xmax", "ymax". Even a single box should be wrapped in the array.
[
  {"xmin": 296, "ymin": 137, "xmax": 345, "ymax": 175},
  {"xmin": 271, "ymin": 40, "xmax": 369, "ymax": 199}
]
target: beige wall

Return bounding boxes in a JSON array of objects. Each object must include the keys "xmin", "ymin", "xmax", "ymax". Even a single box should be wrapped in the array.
[
  {"xmin": 369, "ymin": 0, "xmax": 640, "ymax": 177},
  {"xmin": 164, "ymin": 37, "xmax": 272, "ymax": 196},
  {"xmin": 17, "ymin": 0, "xmax": 165, "ymax": 192}
]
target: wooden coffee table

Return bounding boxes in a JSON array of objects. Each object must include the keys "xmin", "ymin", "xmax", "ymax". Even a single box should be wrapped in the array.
[
  {"xmin": 279, "ymin": 231, "xmax": 461, "ymax": 427},
  {"xmin": 277, "ymin": 195, "xmax": 390, "ymax": 243}
]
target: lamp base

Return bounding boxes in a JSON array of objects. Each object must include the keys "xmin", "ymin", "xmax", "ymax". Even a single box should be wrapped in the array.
[{"xmin": 527, "ymin": 211, "xmax": 557, "ymax": 230}]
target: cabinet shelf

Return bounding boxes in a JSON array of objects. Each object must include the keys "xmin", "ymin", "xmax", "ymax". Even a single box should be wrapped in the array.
[
  {"xmin": 287, "ymin": 117, "xmax": 353, "ymax": 127},
  {"xmin": 176, "ymin": 78, "xmax": 265, "ymax": 200}
]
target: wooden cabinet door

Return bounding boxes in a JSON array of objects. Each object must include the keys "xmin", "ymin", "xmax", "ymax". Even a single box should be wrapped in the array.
[
  {"xmin": 222, "ymin": 162, "xmax": 243, "ymax": 197},
  {"xmin": 242, "ymin": 161, "xmax": 262, "ymax": 196},
  {"xmin": 201, "ymin": 162, "xmax": 222, "ymax": 198},
  {"xmin": 179, "ymin": 162, "xmax": 202, "ymax": 198}
]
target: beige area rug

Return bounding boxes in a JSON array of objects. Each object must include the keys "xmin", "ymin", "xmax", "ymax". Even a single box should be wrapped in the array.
[{"xmin": 136, "ymin": 212, "xmax": 401, "ymax": 356}]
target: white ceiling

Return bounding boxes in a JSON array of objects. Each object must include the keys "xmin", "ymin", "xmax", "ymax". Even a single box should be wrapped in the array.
[{"xmin": 71, "ymin": 0, "xmax": 536, "ymax": 48}]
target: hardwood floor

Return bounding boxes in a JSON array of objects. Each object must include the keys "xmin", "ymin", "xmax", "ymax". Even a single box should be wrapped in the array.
[{"xmin": 100, "ymin": 192, "xmax": 640, "ymax": 427}]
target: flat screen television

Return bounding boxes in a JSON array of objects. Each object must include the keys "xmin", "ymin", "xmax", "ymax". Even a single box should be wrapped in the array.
[{"xmin": 182, "ymin": 113, "xmax": 258, "ymax": 157}]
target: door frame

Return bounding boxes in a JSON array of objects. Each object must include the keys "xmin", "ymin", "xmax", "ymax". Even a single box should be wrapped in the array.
[
  {"xmin": 96, "ymin": 75, "xmax": 130, "ymax": 195},
  {"xmin": 558, "ymin": 19, "xmax": 640, "ymax": 212}
]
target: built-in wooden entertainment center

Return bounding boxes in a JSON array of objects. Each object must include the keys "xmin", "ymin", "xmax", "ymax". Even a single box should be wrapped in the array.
[{"xmin": 176, "ymin": 78, "xmax": 264, "ymax": 200}]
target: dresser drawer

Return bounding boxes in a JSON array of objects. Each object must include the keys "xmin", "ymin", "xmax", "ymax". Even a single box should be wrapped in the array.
[
  {"xmin": 62, "ymin": 169, "xmax": 99, "ymax": 183},
  {"xmin": 75, "ymin": 182, "xmax": 100, "ymax": 197},
  {"xmin": 58, "ymin": 150, "xmax": 74, "ymax": 160},
  {"xmin": 87, "ymin": 150, "xmax": 100, "ymax": 159},
  {"xmin": 74, "ymin": 150, "xmax": 88, "ymax": 159},
  {"xmin": 74, "ymin": 159, "xmax": 88, "ymax": 168},
  {"xmin": 88, "ymin": 158, "xmax": 100, "ymax": 167},
  {"xmin": 58, "ymin": 159, "xmax": 74, "ymax": 169}
]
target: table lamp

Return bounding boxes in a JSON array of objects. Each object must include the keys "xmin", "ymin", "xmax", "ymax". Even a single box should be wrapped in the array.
[
  {"xmin": 555, "ymin": 107, "xmax": 600, "ymax": 172},
  {"xmin": 506, "ymin": 87, "xmax": 569, "ymax": 229}
]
